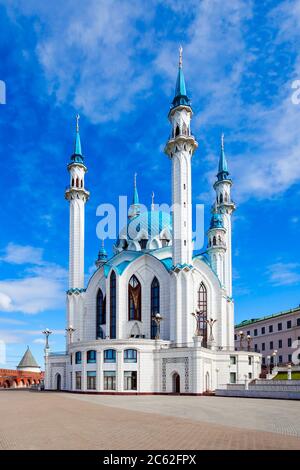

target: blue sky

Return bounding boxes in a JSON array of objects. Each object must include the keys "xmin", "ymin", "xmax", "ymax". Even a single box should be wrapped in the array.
[{"xmin": 0, "ymin": 0, "xmax": 299, "ymax": 368}]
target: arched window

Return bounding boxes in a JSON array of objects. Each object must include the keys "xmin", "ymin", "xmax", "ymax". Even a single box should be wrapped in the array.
[
  {"xmin": 104, "ymin": 349, "xmax": 116, "ymax": 363},
  {"xmin": 124, "ymin": 349, "xmax": 137, "ymax": 363},
  {"xmin": 139, "ymin": 238, "xmax": 148, "ymax": 250},
  {"xmin": 76, "ymin": 178, "xmax": 79, "ymax": 188},
  {"xmin": 197, "ymin": 282, "xmax": 208, "ymax": 347},
  {"xmin": 218, "ymin": 235, "xmax": 222, "ymax": 245},
  {"xmin": 182, "ymin": 122, "xmax": 187, "ymax": 136},
  {"xmin": 72, "ymin": 177, "xmax": 74, "ymax": 187},
  {"xmin": 224, "ymin": 192, "xmax": 228, "ymax": 202},
  {"xmin": 110, "ymin": 271, "xmax": 116, "ymax": 339},
  {"xmin": 96, "ymin": 289, "xmax": 106, "ymax": 339},
  {"xmin": 151, "ymin": 277, "xmax": 160, "ymax": 339},
  {"xmin": 128, "ymin": 275, "xmax": 141, "ymax": 321},
  {"xmin": 81, "ymin": 180, "xmax": 83, "ymax": 188},
  {"xmin": 213, "ymin": 236, "xmax": 217, "ymax": 246},
  {"xmin": 87, "ymin": 350, "xmax": 96, "ymax": 363},
  {"xmin": 175, "ymin": 125, "xmax": 180, "ymax": 137},
  {"xmin": 75, "ymin": 351, "xmax": 82, "ymax": 364},
  {"xmin": 220, "ymin": 193, "xmax": 223, "ymax": 203}
]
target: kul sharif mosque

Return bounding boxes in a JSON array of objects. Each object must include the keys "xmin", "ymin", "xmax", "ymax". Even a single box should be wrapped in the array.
[{"xmin": 45, "ymin": 49, "xmax": 261, "ymax": 394}]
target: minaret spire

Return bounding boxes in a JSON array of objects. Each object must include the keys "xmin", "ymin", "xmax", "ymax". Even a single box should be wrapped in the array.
[
  {"xmin": 217, "ymin": 133, "xmax": 229, "ymax": 181},
  {"xmin": 151, "ymin": 191, "xmax": 155, "ymax": 211},
  {"xmin": 172, "ymin": 46, "xmax": 189, "ymax": 109},
  {"xmin": 128, "ymin": 173, "xmax": 140, "ymax": 219},
  {"xmin": 71, "ymin": 114, "xmax": 83, "ymax": 163}
]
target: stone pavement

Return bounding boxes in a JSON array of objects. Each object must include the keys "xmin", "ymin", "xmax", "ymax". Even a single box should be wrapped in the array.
[{"xmin": 0, "ymin": 390, "xmax": 300, "ymax": 450}]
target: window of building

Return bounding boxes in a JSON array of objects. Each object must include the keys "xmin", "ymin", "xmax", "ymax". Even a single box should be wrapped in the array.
[
  {"xmin": 230, "ymin": 356, "xmax": 236, "ymax": 365},
  {"xmin": 269, "ymin": 325, "xmax": 273, "ymax": 333},
  {"xmin": 261, "ymin": 327, "xmax": 265, "ymax": 335},
  {"xmin": 270, "ymin": 341, "xmax": 273, "ymax": 350},
  {"xmin": 104, "ymin": 349, "xmax": 116, "ymax": 363},
  {"xmin": 270, "ymin": 356, "xmax": 274, "ymax": 364},
  {"xmin": 254, "ymin": 329, "xmax": 258, "ymax": 336},
  {"xmin": 75, "ymin": 351, "xmax": 82, "ymax": 364},
  {"xmin": 247, "ymin": 331, "xmax": 250, "ymax": 336},
  {"xmin": 297, "ymin": 318, "xmax": 300, "ymax": 326},
  {"xmin": 139, "ymin": 238, "xmax": 148, "ymax": 250},
  {"xmin": 70, "ymin": 353, "xmax": 73, "ymax": 365},
  {"xmin": 254, "ymin": 344, "xmax": 258, "ymax": 352},
  {"xmin": 96, "ymin": 288, "xmax": 106, "ymax": 339},
  {"xmin": 278, "ymin": 323, "xmax": 282, "ymax": 331},
  {"xmin": 151, "ymin": 277, "xmax": 160, "ymax": 339},
  {"xmin": 124, "ymin": 371, "xmax": 137, "ymax": 391},
  {"xmin": 230, "ymin": 372, "xmax": 236, "ymax": 384},
  {"xmin": 287, "ymin": 320, "xmax": 292, "ymax": 329},
  {"xmin": 124, "ymin": 349, "xmax": 137, "ymax": 363},
  {"xmin": 110, "ymin": 271, "xmax": 116, "ymax": 339},
  {"xmin": 234, "ymin": 334, "xmax": 237, "ymax": 341},
  {"xmin": 288, "ymin": 354, "xmax": 292, "ymax": 363},
  {"xmin": 87, "ymin": 371, "xmax": 96, "ymax": 390},
  {"xmin": 75, "ymin": 371, "xmax": 81, "ymax": 390},
  {"xmin": 104, "ymin": 371, "xmax": 116, "ymax": 390},
  {"xmin": 262, "ymin": 357, "xmax": 265, "ymax": 365},
  {"xmin": 248, "ymin": 372, "xmax": 252, "ymax": 379},
  {"xmin": 278, "ymin": 339, "xmax": 282, "ymax": 348},
  {"xmin": 128, "ymin": 275, "xmax": 141, "ymax": 321},
  {"xmin": 288, "ymin": 338, "xmax": 292, "ymax": 347},
  {"xmin": 278, "ymin": 355, "xmax": 283, "ymax": 364},
  {"xmin": 248, "ymin": 356, "xmax": 252, "ymax": 365},
  {"xmin": 198, "ymin": 282, "xmax": 208, "ymax": 347},
  {"xmin": 87, "ymin": 350, "xmax": 96, "ymax": 364},
  {"xmin": 262, "ymin": 343, "xmax": 265, "ymax": 351}
]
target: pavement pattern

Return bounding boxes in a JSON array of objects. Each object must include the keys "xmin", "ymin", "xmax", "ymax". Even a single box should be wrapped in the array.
[{"xmin": 0, "ymin": 389, "xmax": 300, "ymax": 450}]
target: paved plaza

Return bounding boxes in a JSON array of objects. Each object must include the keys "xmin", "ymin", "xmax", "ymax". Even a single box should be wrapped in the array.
[{"xmin": 0, "ymin": 389, "xmax": 300, "ymax": 450}]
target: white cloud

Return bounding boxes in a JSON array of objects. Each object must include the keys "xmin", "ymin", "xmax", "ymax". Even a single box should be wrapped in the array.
[
  {"xmin": 0, "ymin": 243, "xmax": 67, "ymax": 314},
  {"xmin": 267, "ymin": 262, "xmax": 300, "ymax": 286},
  {"xmin": 0, "ymin": 243, "xmax": 43, "ymax": 265}
]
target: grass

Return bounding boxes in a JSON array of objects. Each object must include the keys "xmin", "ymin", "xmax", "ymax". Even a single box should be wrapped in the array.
[{"xmin": 273, "ymin": 372, "xmax": 300, "ymax": 380}]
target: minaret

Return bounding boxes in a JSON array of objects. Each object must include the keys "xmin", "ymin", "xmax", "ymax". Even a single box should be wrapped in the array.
[
  {"xmin": 65, "ymin": 115, "xmax": 89, "ymax": 290},
  {"xmin": 95, "ymin": 240, "xmax": 108, "ymax": 268},
  {"xmin": 164, "ymin": 47, "xmax": 198, "ymax": 266},
  {"xmin": 213, "ymin": 134, "xmax": 235, "ymax": 296},
  {"xmin": 128, "ymin": 172, "xmax": 140, "ymax": 219}
]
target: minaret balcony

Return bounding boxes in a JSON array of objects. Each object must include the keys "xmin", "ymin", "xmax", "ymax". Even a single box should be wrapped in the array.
[{"xmin": 65, "ymin": 186, "xmax": 90, "ymax": 201}]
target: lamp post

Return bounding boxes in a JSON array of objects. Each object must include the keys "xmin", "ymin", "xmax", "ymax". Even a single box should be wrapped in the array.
[
  {"xmin": 246, "ymin": 335, "xmax": 252, "ymax": 352},
  {"xmin": 216, "ymin": 367, "xmax": 220, "ymax": 389},
  {"xmin": 152, "ymin": 313, "xmax": 163, "ymax": 340},
  {"xmin": 66, "ymin": 325, "xmax": 76, "ymax": 344},
  {"xmin": 42, "ymin": 328, "xmax": 52, "ymax": 350},
  {"xmin": 205, "ymin": 318, "xmax": 217, "ymax": 349},
  {"xmin": 273, "ymin": 349, "xmax": 278, "ymax": 368},
  {"xmin": 267, "ymin": 355, "xmax": 271, "ymax": 375},
  {"xmin": 191, "ymin": 310, "xmax": 203, "ymax": 336},
  {"xmin": 238, "ymin": 330, "xmax": 245, "ymax": 350}
]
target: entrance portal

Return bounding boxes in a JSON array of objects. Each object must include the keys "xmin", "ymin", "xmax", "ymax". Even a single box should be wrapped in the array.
[{"xmin": 56, "ymin": 373, "xmax": 61, "ymax": 391}]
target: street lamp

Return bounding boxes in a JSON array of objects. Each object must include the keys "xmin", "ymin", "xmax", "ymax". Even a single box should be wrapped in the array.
[
  {"xmin": 66, "ymin": 325, "xmax": 76, "ymax": 344},
  {"xmin": 267, "ymin": 355, "xmax": 271, "ymax": 375},
  {"xmin": 152, "ymin": 313, "xmax": 163, "ymax": 340},
  {"xmin": 246, "ymin": 335, "xmax": 252, "ymax": 352},
  {"xmin": 191, "ymin": 310, "xmax": 203, "ymax": 336},
  {"xmin": 272, "ymin": 349, "xmax": 278, "ymax": 368},
  {"xmin": 205, "ymin": 318, "xmax": 217, "ymax": 344},
  {"xmin": 238, "ymin": 330, "xmax": 245, "ymax": 350},
  {"xmin": 42, "ymin": 328, "xmax": 52, "ymax": 350}
]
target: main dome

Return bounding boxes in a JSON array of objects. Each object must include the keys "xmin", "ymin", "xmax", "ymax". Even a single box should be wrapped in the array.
[{"xmin": 114, "ymin": 210, "xmax": 172, "ymax": 252}]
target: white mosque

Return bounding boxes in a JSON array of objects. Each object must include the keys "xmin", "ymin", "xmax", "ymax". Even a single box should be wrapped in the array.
[{"xmin": 45, "ymin": 50, "xmax": 261, "ymax": 394}]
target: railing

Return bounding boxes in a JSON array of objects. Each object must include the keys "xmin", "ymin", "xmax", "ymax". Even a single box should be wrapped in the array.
[
  {"xmin": 48, "ymin": 351, "xmax": 67, "ymax": 357},
  {"xmin": 235, "ymin": 347, "xmax": 261, "ymax": 353}
]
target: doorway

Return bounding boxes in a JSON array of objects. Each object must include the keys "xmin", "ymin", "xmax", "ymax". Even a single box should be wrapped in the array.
[
  {"xmin": 56, "ymin": 373, "xmax": 61, "ymax": 391},
  {"xmin": 172, "ymin": 372, "xmax": 180, "ymax": 394}
]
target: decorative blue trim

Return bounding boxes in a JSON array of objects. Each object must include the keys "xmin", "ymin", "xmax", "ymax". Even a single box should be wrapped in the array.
[{"xmin": 66, "ymin": 288, "xmax": 86, "ymax": 295}]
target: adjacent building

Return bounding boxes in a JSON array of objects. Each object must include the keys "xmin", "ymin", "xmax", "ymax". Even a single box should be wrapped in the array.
[
  {"xmin": 0, "ymin": 347, "xmax": 43, "ymax": 388},
  {"xmin": 235, "ymin": 306, "xmax": 300, "ymax": 367}
]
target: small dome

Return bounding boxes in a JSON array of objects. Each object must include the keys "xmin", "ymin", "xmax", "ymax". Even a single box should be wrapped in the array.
[
  {"xmin": 210, "ymin": 212, "xmax": 224, "ymax": 229},
  {"xmin": 115, "ymin": 210, "xmax": 172, "ymax": 252}
]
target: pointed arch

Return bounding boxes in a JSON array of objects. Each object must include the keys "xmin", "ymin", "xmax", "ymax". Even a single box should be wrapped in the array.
[
  {"xmin": 220, "ymin": 193, "xmax": 223, "ymax": 203},
  {"xmin": 175, "ymin": 124, "xmax": 180, "ymax": 137},
  {"xmin": 197, "ymin": 282, "xmax": 208, "ymax": 347},
  {"xmin": 213, "ymin": 236, "xmax": 217, "ymax": 246},
  {"xmin": 128, "ymin": 275, "xmax": 141, "ymax": 321},
  {"xmin": 151, "ymin": 276, "xmax": 160, "ymax": 339},
  {"xmin": 110, "ymin": 271, "xmax": 116, "ymax": 338},
  {"xmin": 96, "ymin": 288, "xmax": 106, "ymax": 339}
]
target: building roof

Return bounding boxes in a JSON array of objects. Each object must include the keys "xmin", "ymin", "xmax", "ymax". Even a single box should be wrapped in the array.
[
  {"xmin": 235, "ymin": 306, "xmax": 300, "ymax": 329},
  {"xmin": 17, "ymin": 347, "xmax": 39, "ymax": 369}
]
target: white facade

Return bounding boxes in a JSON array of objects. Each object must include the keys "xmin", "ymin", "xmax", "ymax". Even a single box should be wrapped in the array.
[{"xmin": 45, "ymin": 53, "xmax": 261, "ymax": 394}]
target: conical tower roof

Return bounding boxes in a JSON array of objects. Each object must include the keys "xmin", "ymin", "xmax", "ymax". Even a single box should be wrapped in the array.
[{"xmin": 17, "ymin": 346, "xmax": 39, "ymax": 369}]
